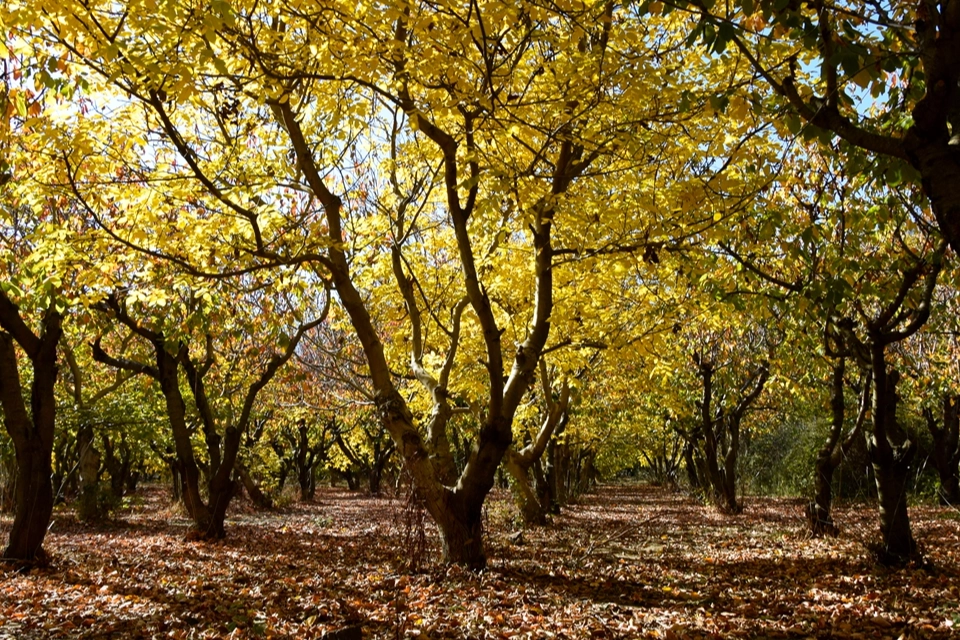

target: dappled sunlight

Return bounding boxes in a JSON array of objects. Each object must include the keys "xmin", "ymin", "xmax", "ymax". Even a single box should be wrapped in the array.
[{"xmin": 3, "ymin": 483, "xmax": 956, "ymax": 638}]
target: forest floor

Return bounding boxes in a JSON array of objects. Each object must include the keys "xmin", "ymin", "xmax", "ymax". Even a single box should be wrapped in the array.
[{"xmin": 1, "ymin": 483, "xmax": 959, "ymax": 639}]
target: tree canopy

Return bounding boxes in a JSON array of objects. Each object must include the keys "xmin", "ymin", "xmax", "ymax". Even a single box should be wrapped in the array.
[{"xmin": 0, "ymin": 0, "xmax": 958, "ymax": 571}]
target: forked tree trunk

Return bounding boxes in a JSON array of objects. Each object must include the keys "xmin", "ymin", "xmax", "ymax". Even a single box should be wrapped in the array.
[
  {"xmin": 157, "ymin": 348, "xmax": 215, "ymax": 536},
  {"xmin": 504, "ymin": 371, "xmax": 569, "ymax": 525},
  {"xmin": 688, "ymin": 356, "xmax": 768, "ymax": 515},
  {"xmin": 272, "ymin": 33, "xmax": 598, "ymax": 562},
  {"xmin": 102, "ymin": 433, "xmax": 133, "ymax": 499},
  {"xmin": 95, "ymin": 292, "xmax": 324, "ymax": 540},
  {"xmin": 293, "ymin": 420, "xmax": 320, "ymax": 501}
]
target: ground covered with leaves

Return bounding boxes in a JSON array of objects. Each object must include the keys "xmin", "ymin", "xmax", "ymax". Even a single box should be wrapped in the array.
[{"xmin": 1, "ymin": 483, "xmax": 958, "ymax": 639}]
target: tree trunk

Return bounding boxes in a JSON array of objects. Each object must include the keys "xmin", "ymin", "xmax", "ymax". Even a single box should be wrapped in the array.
[
  {"xmin": 808, "ymin": 447, "xmax": 839, "ymax": 535},
  {"xmin": 808, "ymin": 359, "xmax": 847, "ymax": 536},
  {"xmin": 76, "ymin": 423, "xmax": 102, "ymax": 521},
  {"xmin": 719, "ymin": 416, "xmax": 741, "ymax": 514},
  {"xmin": 926, "ymin": 394, "xmax": 960, "ymax": 506},
  {"xmin": 904, "ymin": 107, "xmax": 960, "ymax": 258},
  {"xmin": 0, "ymin": 307, "xmax": 62, "ymax": 564},
  {"xmin": 154, "ymin": 348, "xmax": 215, "ymax": 536},
  {"xmin": 0, "ymin": 454, "xmax": 15, "ymax": 513},
  {"xmin": 299, "ymin": 465, "xmax": 316, "ymax": 500},
  {"xmin": 169, "ymin": 457, "xmax": 184, "ymax": 503},
  {"xmin": 868, "ymin": 355, "xmax": 916, "ymax": 564},
  {"xmin": 533, "ymin": 457, "xmax": 556, "ymax": 515},
  {"xmin": 197, "ymin": 426, "xmax": 243, "ymax": 540},
  {"xmin": 702, "ymin": 422, "xmax": 727, "ymax": 509},
  {"xmin": 297, "ymin": 422, "xmax": 317, "ymax": 501},
  {"xmin": 237, "ymin": 463, "xmax": 272, "ymax": 509},
  {"xmin": 369, "ymin": 450, "xmax": 393, "ymax": 496},
  {"xmin": 3, "ymin": 438, "xmax": 55, "ymax": 562},
  {"xmin": 871, "ymin": 440, "xmax": 916, "ymax": 560},
  {"xmin": 682, "ymin": 436, "xmax": 701, "ymax": 492},
  {"xmin": 580, "ymin": 450, "xmax": 598, "ymax": 494},
  {"xmin": 504, "ymin": 452, "xmax": 547, "ymax": 526},
  {"xmin": 51, "ymin": 434, "xmax": 75, "ymax": 504},
  {"xmin": 435, "ymin": 498, "xmax": 486, "ymax": 569},
  {"xmin": 201, "ymin": 479, "xmax": 235, "ymax": 540},
  {"xmin": 102, "ymin": 433, "xmax": 133, "ymax": 500}
]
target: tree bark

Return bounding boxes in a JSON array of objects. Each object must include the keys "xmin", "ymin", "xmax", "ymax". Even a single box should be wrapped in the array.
[
  {"xmin": 505, "ymin": 452, "xmax": 548, "ymax": 525},
  {"xmin": 434, "ymin": 497, "xmax": 486, "ymax": 569},
  {"xmin": 76, "ymin": 423, "xmax": 102, "ymax": 521},
  {"xmin": 867, "ymin": 353, "xmax": 916, "ymax": 564},
  {"xmin": 807, "ymin": 359, "xmax": 869, "ymax": 536},
  {"xmin": 0, "ymin": 302, "xmax": 62, "ymax": 563},
  {"xmin": 237, "ymin": 463, "xmax": 272, "ymax": 509},
  {"xmin": 925, "ymin": 394, "xmax": 960, "ymax": 506},
  {"xmin": 102, "ymin": 432, "xmax": 133, "ymax": 500}
]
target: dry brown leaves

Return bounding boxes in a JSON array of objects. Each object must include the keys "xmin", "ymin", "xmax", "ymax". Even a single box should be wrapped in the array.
[{"xmin": 1, "ymin": 484, "xmax": 958, "ymax": 639}]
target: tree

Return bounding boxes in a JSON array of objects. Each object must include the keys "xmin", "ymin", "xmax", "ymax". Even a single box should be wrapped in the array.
[
  {"xmin": 60, "ymin": 338, "xmax": 138, "ymax": 519},
  {"xmin": 92, "ymin": 285, "xmax": 328, "ymax": 538},
  {"xmin": 35, "ymin": 0, "xmax": 711, "ymax": 567},
  {"xmin": 0, "ymin": 46, "xmax": 87, "ymax": 561},
  {"xmin": 922, "ymin": 394, "xmax": 960, "ymax": 505},
  {"xmin": 676, "ymin": 0, "xmax": 960, "ymax": 257},
  {"xmin": 897, "ymin": 286, "xmax": 960, "ymax": 506},
  {"xmin": 331, "ymin": 413, "xmax": 397, "ymax": 496},
  {"xmin": 504, "ymin": 359, "xmax": 571, "ymax": 525},
  {"xmin": 676, "ymin": 324, "xmax": 771, "ymax": 513},
  {"xmin": 270, "ymin": 417, "xmax": 331, "ymax": 501},
  {"xmin": 0, "ymin": 292, "xmax": 62, "ymax": 562},
  {"xmin": 806, "ymin": 350, "xmax": 870, "ymax": 536}
]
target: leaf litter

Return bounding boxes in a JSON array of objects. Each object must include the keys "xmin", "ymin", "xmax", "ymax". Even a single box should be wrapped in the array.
[{"xmin": 1, "ymin": 484, "xmax": 958, "ymax": 639}]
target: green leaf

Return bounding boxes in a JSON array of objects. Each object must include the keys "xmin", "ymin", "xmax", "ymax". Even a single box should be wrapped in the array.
[
  {"xmin": 784, "ymin": 113, "xmax": 802, "ymax": 135},
  {"xmin": 0, "ymin": 282, "xmax": 23, "ymax": 298},
  {"xmin": 714, "ymin": 22, "xmax": 737, "ymax": 54},
  {"xmin": 709, "ymin": 94, "xmax": 729, "ymax": 113}
]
